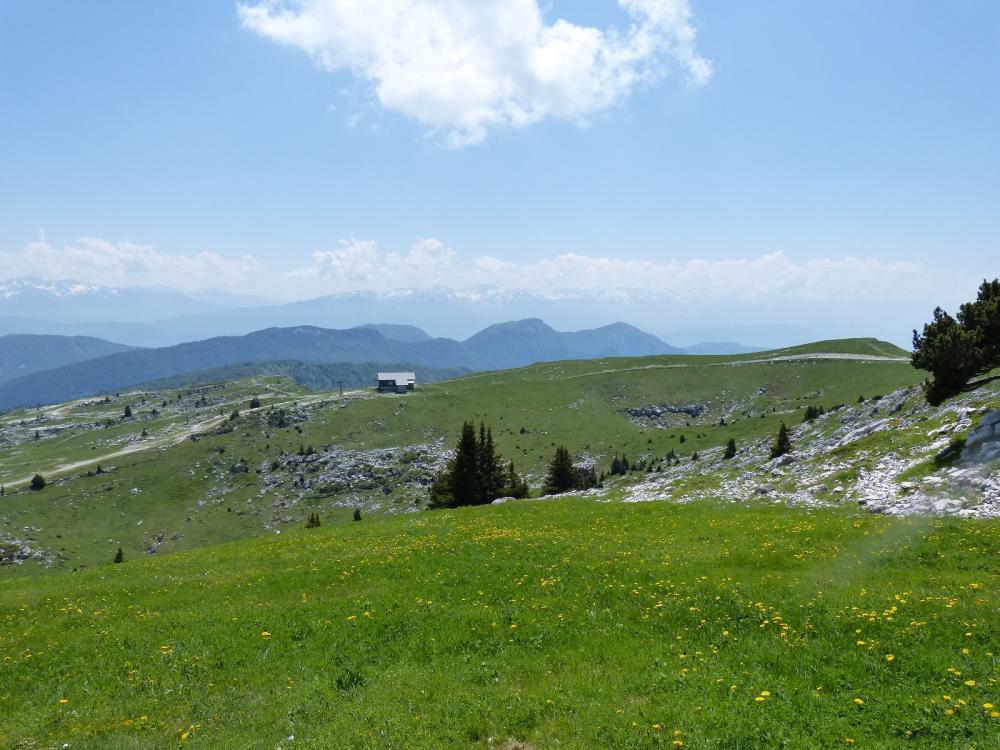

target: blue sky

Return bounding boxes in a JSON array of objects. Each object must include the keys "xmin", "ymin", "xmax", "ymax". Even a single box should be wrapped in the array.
[{"xmin": 0, "ymin": 0, "xmax": 997, "ymax": 333}]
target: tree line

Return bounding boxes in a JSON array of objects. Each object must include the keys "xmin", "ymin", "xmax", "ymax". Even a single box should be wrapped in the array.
[{"xmin": 912, "ymin": 279, "xmax": 1000, "ymax": 404}]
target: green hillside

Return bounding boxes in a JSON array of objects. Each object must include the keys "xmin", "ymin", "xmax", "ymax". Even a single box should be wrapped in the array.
[
  {"xmin": 0, "ymin": 333, "xmax": 137, "ymax": 384},
  {"xmin": 0, "ymin": 340, "xmax": 928, "ymax": 573},
  {"xmin": 1, "ymin": 499, "xmax": 998, "ymax": 748},
  {"xmin": 136, "ymin": 359, "xmax": 469, "ymax": 392}
]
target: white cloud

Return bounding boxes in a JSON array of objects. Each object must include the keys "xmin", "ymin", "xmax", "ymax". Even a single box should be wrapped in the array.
[
  {"xmin": 0, "ymin": 234, "xmax": 955, "ymax": 311},
  {"xmin": 473, "ymin": 252, "xmax": 941, "ymax": 302},
  {"xmin": 238, "ymin": 0, "xmax": 712, "ymax": 146},
  {"xmin": 0, "ymin": 237, "xmax": 263, "ymax": 292},
  {"xmin": 285, "ymin": 238, "xmax": 951, "ymax": 304},
  {"xmin": 288, "ymin": 237, "xmax": 459, "ymax": 289}
]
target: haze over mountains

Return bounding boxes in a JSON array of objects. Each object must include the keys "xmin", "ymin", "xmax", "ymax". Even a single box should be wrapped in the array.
[
  {"xmin": 0, "ymin": 319, "xmax": 681, "ymax": 410},
  {"xmin": 0, "ymin": 334, "xmax": 137, "ymax": 385},
  {"xmin": 0, "ymin": 277, "xmax": 858, "ymax": 350}
]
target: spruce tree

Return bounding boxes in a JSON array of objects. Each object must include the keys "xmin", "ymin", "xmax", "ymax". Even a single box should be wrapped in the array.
[
  {"xmin": 430, "ymin": 420, "xmax": 527, "ymax": 508},
  {"xmin": 544, "ymin": 446, "xmax": 576, "ymax": 495},
  {"xmin": 476, "ymin": 424, "xmax": 503, "ymax": 504},
  {"xmin": 503, "ymin": 461, "xmax": 530, "ymax": 499},
  {"xmin": 770, "ymin": 422, "xmax": 792, "ymax": 459},
  {"xmin": 450, "ymin": 422, "xmax": 479, "ymax": 505},
  {"xmin": 29, "ymin": 474, "xmax": 45, "ymax": 491},
  {"xmin": 723, "ymin": 438, "xmax": 737, "ymax": 459},
  {"xmin": 114, "ymin": 547, "xmax": 124, "ymax": 564},
  {"xmin": 123, "ymin": 405, "xmax": 132, "ymax": 419}
]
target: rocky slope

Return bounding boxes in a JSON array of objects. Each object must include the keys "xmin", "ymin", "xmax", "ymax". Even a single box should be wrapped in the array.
[{"xmin": 615, "ymin": 385, "xmax": 1000, "ymax": 518}]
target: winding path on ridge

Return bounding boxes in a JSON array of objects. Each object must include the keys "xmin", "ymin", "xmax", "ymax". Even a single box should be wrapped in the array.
[
  {"xmin": 4, "ymin": 389, "xmax": 365, "ymax": 490},
  {"xmin": 558, "ymin": 351, "xmax": 909, "ymax": 380}
]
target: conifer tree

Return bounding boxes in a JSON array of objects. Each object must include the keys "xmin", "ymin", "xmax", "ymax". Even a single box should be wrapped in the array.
[
  {"xmin": 451, "ymin": 421, "xmax": 479, "ymax": 505},
  {"xmin": 114, "ymin": 547, "xmax": 124, "ymax": 564},
  {"xmin": 913, "ymin": 280, "xmax": 1000, "ymax": 403},
  {"xmin": 770, "ymin": 422, "xmax": 792, "ymax": 459},
  {"xmin": 429, "ymin": 421, "xmax": 528, "ymax": 508},
  {"xmin": 476, "ymin": 424, "xmax": 503, "ymax": 504},
  {"xmin": 723, "ymin": 438, "xmax": 737, "ymax": 459},
  {"xmin": 544, "ymin": 446, "xmax": 576, "ymax": 495},
  {"xmin": 503, "ymin": 461, "xmax": 530, "ymax": 499}
]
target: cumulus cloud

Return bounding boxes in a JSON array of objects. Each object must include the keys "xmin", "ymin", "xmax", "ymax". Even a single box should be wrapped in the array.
[
  {"xmin": 285, "ymin": 238, "xmax": 949, "ymax": 303},
  {"xmin": 0, "ymin": 237, "xmax": 263, "ymax": 292},
  {"xmin": 238, "ymin": 0, "xmax": 712, "ymax": 145},
  {"xmin": 472, "ymin": 252, "xmax": 942, "ymax": 302},
  {"xmin": 287, "ymin": 237, "xmax": 460, "ymax": 288},
  {"xmin": 0, "ymin": 234, "xmax": 954, "ymax": 309}
]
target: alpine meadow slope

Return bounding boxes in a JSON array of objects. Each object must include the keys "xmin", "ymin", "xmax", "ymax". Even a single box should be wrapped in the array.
[
  {"xmin": 2, "ymin": 338, "xmax": 1000, "ymax": 748},
  {"xmin": 0, "ymin": 338, "xmax": 940, "ymax": 572}
]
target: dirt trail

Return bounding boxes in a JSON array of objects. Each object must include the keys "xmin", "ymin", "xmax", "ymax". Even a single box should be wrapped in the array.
[
  {"xmin": 741, "ymin": 352, "xmax": 909, "ymax": 364},
  {"xmin": 5, "ymin": 389, "xmax": 362, "ymax": 489}
]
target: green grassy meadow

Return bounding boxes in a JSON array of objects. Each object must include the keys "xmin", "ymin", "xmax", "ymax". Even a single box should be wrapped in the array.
[
  {"xmin": 1, "ymin": 499, "xmax": 998, "ymax": 748},
  {"xmin": 1, "ymin": 340, "xmax": 926, "ymax": 573}
]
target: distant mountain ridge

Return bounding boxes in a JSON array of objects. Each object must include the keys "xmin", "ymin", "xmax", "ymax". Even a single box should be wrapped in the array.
[
  {"xmin": 0, "ymin": 334, "xmax": 138, "ymax": 385},
  {"xmin": 0, "ymin": 318, "xmax": 680, "ymax": 410},
  {"xmin": 0, "ymin": 277, "xmax": 267, "ymax": 328}
]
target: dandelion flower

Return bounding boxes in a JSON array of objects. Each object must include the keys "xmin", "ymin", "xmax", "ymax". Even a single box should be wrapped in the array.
[
  {"xmin": 261, "ymin": 630, "xmax": 271, "ymax": 640},
  {"xmin": 885, "ymin": 654, "xmax": 895, "ymax": 662},
  {"xmin": 854, "ymin": 698, "xmax": 865, "ymax": 706}
]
